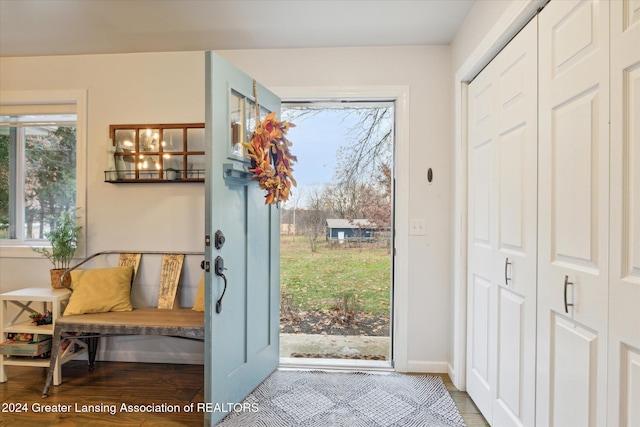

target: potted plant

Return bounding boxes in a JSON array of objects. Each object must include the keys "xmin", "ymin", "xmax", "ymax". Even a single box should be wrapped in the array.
[
  {"xmin": 32, "ymin": 210, "xmax": 82, "ymax": 289},
  {"xmin": 165, "ymin": 167, "xmax": 177, "ymax": 181},
  {"xmin": 30, "ymin": 310, "xmax": 53, "ymax": 326}
]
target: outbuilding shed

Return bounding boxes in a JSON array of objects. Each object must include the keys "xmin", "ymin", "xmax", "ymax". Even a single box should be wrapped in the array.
[{"xmin": 325, "ymin": 219, "xmax": 376, "ymax": 242}]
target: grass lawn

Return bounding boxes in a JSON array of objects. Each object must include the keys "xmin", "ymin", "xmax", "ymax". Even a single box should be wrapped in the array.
[{"xmin": 280, "ymin": 235, "xmax": 391, "ymax": 315}]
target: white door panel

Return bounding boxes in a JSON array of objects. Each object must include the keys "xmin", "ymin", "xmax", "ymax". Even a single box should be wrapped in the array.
[
  {"xmin": 609, "ymin": 1, "xmax": 640, "ymax": 426},
  {"xmin": 551, "ymin": 88, "xmax": 600, "ymax": 270},
  {"xmin": 468, "ymin": 67, "xmax": 496, "ymax": 417},
  {"xmin": 472, "ymin": 277, "xmax": 491, "ymax": 381},
  {"xmin": 495, "ymin": 287, "xmax": 525, "ymax": 425},
  {"xmin": 467, "ymin": 16, "xmax": 537, "ymax": 427},
  {"xmin": 551, "ymin": 315, "xmax": 598, "ymax": 427},
  {"xmin": 537, "ymin": 1, "xmax": 609, "ymax": 426},
  {"xmin": 499, "ymin": 125, "xmax": 525, "ymax": 254},
  {"xmin": 492, "ymin": 18, "xmax": 538, "ymax": 427}
]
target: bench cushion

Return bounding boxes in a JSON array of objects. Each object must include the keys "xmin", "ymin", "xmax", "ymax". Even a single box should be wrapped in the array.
[
  {"xmin": 192, "ymin": 274, "xmax": 205, "ymax": 312},
  {"xmin": 64, "ymin": 266, "xmax": 134, "ymax": 315}
]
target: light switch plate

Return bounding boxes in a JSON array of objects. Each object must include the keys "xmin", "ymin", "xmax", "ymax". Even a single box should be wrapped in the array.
[{"xmin": 410, "ymin": 219, "xmax": 426, "ymax": 236}]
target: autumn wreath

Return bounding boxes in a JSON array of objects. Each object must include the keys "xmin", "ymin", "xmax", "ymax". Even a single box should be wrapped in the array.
[{"xmin": 243, "ymin": 111, "xmax": 297, "ymax": 205}]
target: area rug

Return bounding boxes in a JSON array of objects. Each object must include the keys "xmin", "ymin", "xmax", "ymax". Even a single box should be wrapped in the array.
[{"xmin": 218, "ymin": 370, "xmax": 466, "ymax": 427}]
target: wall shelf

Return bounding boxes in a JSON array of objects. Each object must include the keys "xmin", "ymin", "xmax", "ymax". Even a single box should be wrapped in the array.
[
  {"xmin": 104, "ymin": 170, "xmax": 204, "ymax": 183},
  {"xmin": 106, "ymin": 122, "xmax": 205, "ymax": 183}
]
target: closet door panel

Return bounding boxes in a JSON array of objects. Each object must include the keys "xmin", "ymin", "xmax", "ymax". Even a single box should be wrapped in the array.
[
  {"xmin": 538, "ymin": 1, "xmax": 609, "ymax": 426},
  {"xmin": 551, "ymin": 89, "xmax": 600, "ymax": 267},
  {"xmin": 495, "ymin": 288, "xmax": 524, "ymax": 422},
  {"xmin": 499, "ymin": 126, "xmax": 525, "ymax": 254},
  {"xmin": 467, "ymin": 71, "xmax": 497, "ymax": 421},
  {"xmin": 609, "ymin": 0, "xmax": 640, "ymax": 425},
  {"xmin": 551, "ymin": 315, "xmax": 598, "ymax": 427},
  {"xmin": 467, "ymin": 16, "xmax": 537, "ymax": 427},
  {"xmin": 493, "ymin": 18, "xmax": 538, "ymax": 427},
  {"xmin": 471, "ymin": 275, "xmax": 492, "ymax": 383}
]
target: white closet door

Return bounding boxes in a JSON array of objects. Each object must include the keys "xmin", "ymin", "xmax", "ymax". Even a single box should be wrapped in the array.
[
  {"xmin": 467, "ymin": 54, "xmax": 498, "ymax": 422},
  {"xmin": 491, "ymin": 18, "xmax": 538, "ymax": 427},
  {"xmin": 609, "ymin": 1, "xmax": 640, "ymax": 426},
  {"xmin": 467, "ymin": 17, "xmax": 538, "ymax": 426},
  {"xmin": 537, "ymin": 1, "xmax": 610, "ymax": 426}
]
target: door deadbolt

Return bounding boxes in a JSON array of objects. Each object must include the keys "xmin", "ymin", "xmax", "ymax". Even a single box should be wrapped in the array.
[{"xmin": 215, "ymin": 230, "xmax": 225, "ymax": 249}]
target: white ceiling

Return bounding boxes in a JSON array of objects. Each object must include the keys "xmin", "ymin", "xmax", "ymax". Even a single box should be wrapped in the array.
[{"xmin": 0, "ymin": 0, "xmax": 475, "ymax": 57}]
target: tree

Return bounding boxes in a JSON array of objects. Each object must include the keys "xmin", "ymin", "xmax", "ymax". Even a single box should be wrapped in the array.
[
  {"xmin": 321, "ymin": 181, "xmax": 363, "ymax": 219},
  {"xmin": 282, "ymin": 105, "xmax": 393, "ymax": 250},
  {"xmin": 297, "ymin": 186, "xmax": 328, "ymax": 252},
  {"xmin": 351, "ymin": 163, "xmax": 391, "ymax": 229},
  {"xmin": 335, "ymin": 107, "xmax": 393, "ymax": 189},
  {"xmin": 25, "ymin": 126, "xmax": 76, "ymax": 238},
  {"xmin": 283, "ymin": 105, "xmax": 393, "ymax": 190},
  {"xmin": 349, "ymin": 164, "xmax": 392, "ymax": 251}
]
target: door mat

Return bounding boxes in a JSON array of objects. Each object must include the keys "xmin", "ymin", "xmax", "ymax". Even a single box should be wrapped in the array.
[{"xmin": 218, "ymin": 370, "xmax": 466, "ymax": 427}]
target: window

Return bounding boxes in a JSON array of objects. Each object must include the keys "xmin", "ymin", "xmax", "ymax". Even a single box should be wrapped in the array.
[
  {"xmin": 0, "ymin": 90, "xmax": 86, "ymax": 257},
  {"xmin": 0, "ymin": 114, "xmax": 77, "ymax": 240}
]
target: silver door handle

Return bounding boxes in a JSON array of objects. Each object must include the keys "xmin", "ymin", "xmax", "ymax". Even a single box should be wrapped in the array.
[
  {"xmin": 504, "ymin": 257, "xmax": 512, "ymax": 286},
  {"xmin": 564, "ymin": 275, "xmax": 574, "ymax": 313}
]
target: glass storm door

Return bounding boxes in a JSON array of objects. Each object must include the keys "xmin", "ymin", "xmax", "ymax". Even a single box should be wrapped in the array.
[{"xmin": 204, "ymin": 51, "xmax": 280, "ymax": 426}]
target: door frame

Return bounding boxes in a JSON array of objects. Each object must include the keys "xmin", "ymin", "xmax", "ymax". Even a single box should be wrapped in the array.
[
  {"xmin": 273, "ymin": 85, "xmax": 409, "ymax": 371},
  {"xmin": 451, "ymin": 0, "xmax": 547, "ymax": 390}
]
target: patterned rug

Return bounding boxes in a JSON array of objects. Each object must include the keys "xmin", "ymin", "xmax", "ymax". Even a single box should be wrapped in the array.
[{"xmin": 218, "ymin": 370, "xmax": 467, "ymax": 427}]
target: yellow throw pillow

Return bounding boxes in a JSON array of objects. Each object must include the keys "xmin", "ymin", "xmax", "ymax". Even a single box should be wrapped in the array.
[
  {"xmin": 64, "ymin": 266, "xmax": 134, "ymax": 316},
  {"xmin": 192, "ymin": 274, "xmax": 205, "ymax": 312}
]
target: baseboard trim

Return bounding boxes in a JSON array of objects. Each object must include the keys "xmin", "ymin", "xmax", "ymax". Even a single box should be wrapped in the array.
[{"xmin": 406, "ymin": 360, "xmax": 449, "ymax": 373}]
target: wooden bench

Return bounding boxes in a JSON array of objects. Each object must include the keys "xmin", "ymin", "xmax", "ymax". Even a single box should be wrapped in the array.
[{"xmin": 42, "ymin": 250, "xmax": 205, "ymax": 397}]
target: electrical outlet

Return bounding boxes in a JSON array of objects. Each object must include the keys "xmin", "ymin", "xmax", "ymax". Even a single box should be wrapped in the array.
[{"xmin": 410, "ymin": 219, "xmax": 426, "ymax": 236}]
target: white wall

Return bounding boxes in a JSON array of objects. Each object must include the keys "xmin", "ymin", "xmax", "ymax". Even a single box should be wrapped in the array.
[
  {"xmin": 451, "ymin": 0, "xmax": 515, "ymax": 74},
  {"xmin": 219, "ymin": 46, "xmax": 452, "ymax": 371},
  {"xmin": 0, "ymin": 45, "xmax": 453, "ymax": 369},
  {"xmin": 0, "ymin": 52, "xmax": 207, "ymax": 363}
]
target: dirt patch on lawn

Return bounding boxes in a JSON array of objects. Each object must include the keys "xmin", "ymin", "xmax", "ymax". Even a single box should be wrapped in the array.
[{"xmin": 280, "ymin": 308, "xmax": 390, "ymax": 337}]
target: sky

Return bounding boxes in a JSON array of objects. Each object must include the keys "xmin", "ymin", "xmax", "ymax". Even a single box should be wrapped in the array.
[
  {"xmin": 282, "ymin": 109, "xmax": 352, "ymax": 185},
  {"xmin": 280, "ymin": 105, "xmax": 393, "ymax": 209},
  {"xmin": 280, "ymin": 108, "xmax": 354, "ymax": 206}
]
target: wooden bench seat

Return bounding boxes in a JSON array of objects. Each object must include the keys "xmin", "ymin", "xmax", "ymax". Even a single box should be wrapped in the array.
[
  {"xmin": 42, "ymin": 251, "xmax": 204, "ymax": 397},
  {"xmin": 53, "ymin": 308, "xmax": 205, "ymax": 337}
]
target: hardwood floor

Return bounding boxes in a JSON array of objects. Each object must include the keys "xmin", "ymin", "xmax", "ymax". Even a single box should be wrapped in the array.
[
  {"xmin": 434, "ymin": 373, "xmax": 490, "ymax": 427},
  {"xmin": 1, "ymin": 361, "xmax": 205, "ymax": 426},
  {"xmin": 0, "ymin": 361, "xmax": 488, "ymax": 426}
]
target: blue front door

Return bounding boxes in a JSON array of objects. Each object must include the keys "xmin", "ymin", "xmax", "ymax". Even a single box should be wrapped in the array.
[{"xmin": 204, "ymin": 52, "xmax": 280, "ymax": 426}]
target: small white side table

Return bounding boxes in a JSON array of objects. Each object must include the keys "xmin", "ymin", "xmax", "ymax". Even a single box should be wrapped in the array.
[{"xmin": 0, "ymin": 287, "xmax": 80, "ymax": 385}]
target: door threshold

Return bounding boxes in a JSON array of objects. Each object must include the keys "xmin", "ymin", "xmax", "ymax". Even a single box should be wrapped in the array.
[{"xmin": 279, "ymin": 357, "xmax": 393, "ymax": 372}]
